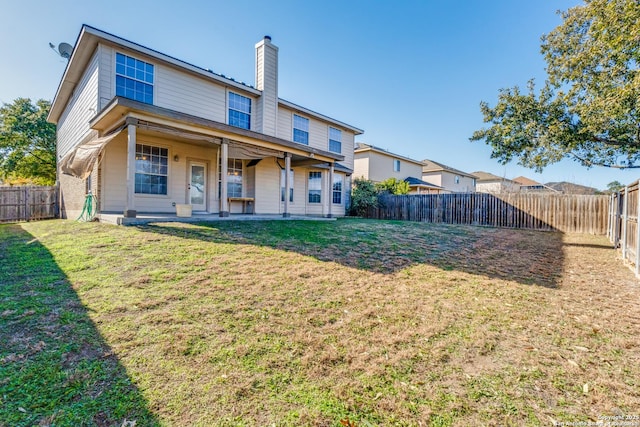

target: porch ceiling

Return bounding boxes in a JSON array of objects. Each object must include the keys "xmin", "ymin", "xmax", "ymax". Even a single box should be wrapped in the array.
[{"xmin": 90, "ymin": 97, "xmax": 344, "ymax": 164}]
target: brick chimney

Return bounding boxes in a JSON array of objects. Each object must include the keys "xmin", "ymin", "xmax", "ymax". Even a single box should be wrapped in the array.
[{"xmin": 255, "ymin": 35, "xmax": 278, "ymax": 136}]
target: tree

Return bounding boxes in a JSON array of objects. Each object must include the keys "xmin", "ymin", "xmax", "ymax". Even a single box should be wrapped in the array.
[
  {"xmin": 606, "ymin": 180, "xmax": 625, "ymax": 193},
  {"xmin": 375, "ymin": 177, "xmax": 410, "ymax": 195},
  {"xmin": 0, "ymin": 98, "xmax": 56, "ymax": 184},
  {"xmin": 349, "ymin": 178, "xmax": 379, "ymax": 216},
  {"xmin": 471, "ymin": 0, "xmax": 640, "ymax": 170}
]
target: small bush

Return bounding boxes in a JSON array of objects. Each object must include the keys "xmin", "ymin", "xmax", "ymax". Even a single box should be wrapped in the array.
[{"xmin": 349, "ymin": 178, "xmax": 378, "ymax": 216}]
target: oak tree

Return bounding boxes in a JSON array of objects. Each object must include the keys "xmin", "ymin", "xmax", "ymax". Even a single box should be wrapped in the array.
[
  {"xmin": 471, "ymin": 0, "xmax": 640, "ymax": 170},
  {"xmin": 0, "ymin": 98, "xmax": 56, "ymax": 184}
]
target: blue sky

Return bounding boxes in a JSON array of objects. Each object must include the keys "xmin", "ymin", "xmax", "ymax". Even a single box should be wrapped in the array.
[{"xmin": 1, "ymin": 0, "xmax": 636, "ymax": 190}]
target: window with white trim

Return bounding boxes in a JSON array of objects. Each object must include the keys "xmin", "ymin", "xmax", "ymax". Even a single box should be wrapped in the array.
[
  {"xmin": 116, "ymin": 53, "xmax": 154, "ymax": 104},
  {"xmin": 219, "ymin": 158, "xmax": 243, "ymax": 198},
  {"xmin": 135, "ymin": 144, "xmax": 167, "ymax": 194},
  {"xmin": 455, "ymin": 175, "xmax": 461, "ymax": 184},
  {"xmin": 394, "ymin": 159, "xmax": 401, "ymax": 172},
  {"xmin": 293, "ymin": 114, "xmax": 309, "ymax": 145},
  {"xmin": 329, "ymin": 127, "xmax": 342, "ymax": 153},
  {"xmin": 280, "ymin": 169, "xmax": 294, "ymax": 202},
  {"xmin": 332, "ymin": 174, "xmax": 343, "ymax": 204},
  {"xmin": 228, "ymin": 92, "xmax": 251, "ymax": 129},
  {"xmin": 308, "ymin": 171, "xmax": 322, "ymax": 203}
]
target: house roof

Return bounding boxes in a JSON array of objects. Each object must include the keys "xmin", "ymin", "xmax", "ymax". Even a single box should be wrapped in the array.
[
  {"xmin": 512, "ymin": 176, "xmax": 542, "ymax": 186},
  {"xmin": 422, "ymin": 159, "xmax": 477, "ymax": 178},
  {"xmin": 472, "ymin": 171, "xmax": 518, "ymax": 183},
  {"xmin": 48, "ymin": 25, "xmax": 363, "ymax": 135},
  {"xmin": 354, "ymin": 143, "xmax": 424, "ymax": 166},
  {"xmin": 404, "ymin": 176, "xmax": 442, "ymax": 189}
]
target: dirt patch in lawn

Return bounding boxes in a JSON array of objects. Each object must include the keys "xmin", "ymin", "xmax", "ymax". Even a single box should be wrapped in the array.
[{"xmin": 2, "ymin": 219, "xmax": 638, "ymax": 426}]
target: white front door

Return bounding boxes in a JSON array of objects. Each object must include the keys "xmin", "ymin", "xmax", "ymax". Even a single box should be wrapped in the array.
[{"xmin": 188, "ymin": 162, "xmax": 207, "ymax": 211}]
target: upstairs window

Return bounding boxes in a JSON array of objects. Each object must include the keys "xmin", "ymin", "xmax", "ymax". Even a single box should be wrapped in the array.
[
  {"xmin": 116, "ymin": 53, "xmax": 154, "ymax": 104},
  {"xmin": 329, "ymin": 127, "xmax": 342, "ymax": 153},
  {"xmin": 455, "ymin": 175, "xmax": 461, "ymax": 184},
  {"xmin": 293, "ymin": 114, "xmax": 309, "ymax": 145},
  {"xmin": 394, "ymin": 159, "xmax": 401, "ymax": 172},
  {"xmin": 228, "ymin": 92, "xmax": 251, "ymax": 130}
]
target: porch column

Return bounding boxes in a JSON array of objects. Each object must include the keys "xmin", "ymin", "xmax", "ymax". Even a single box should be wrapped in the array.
[
  {"xmin": 283, "ymin": 153, "xmax": 291, "ymax": 218},
  {"xmin": 124, "ymin": 124, "xmax": 137, "ymax": 218},
  {"xmin": 219, "ymin": 139, "xmax": 229, "ymax": 217},
  {"xmin": 327, "ymin": 163, "xmax": 334, "ymax": 218}
]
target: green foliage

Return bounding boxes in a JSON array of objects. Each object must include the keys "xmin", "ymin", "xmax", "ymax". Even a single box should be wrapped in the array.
[
  {"xmin": 375, "ymin": 177, "xmax": 410, "ymax": 195},
  {"xmin": 471, "ymin": 0, "xmax": 640, "ymax": 170},
  {"xmin": 606, "ymin": 180, "xmax": 625, "ymax": 193},
  {"xmin": 349, "ymin": 178, "xmax": 379, "ymax": 216},
  {"xmin": 0, "ymin": 98, "xmax": 56, "ymax": 184}
]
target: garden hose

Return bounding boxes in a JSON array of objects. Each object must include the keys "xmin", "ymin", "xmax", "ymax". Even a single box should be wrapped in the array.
[{"xmin": 77, "ymin": 192, "xmax": 98, "ymax": 222}]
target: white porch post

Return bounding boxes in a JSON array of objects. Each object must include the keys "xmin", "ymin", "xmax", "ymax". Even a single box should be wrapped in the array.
[
  {"xmin": 327, "ymin": 163, "xmax": 334, "ymax": 218},
  {"xmin": 283, "ymin": 153, "xmax": 291, "ymax": 218},
  {"xmin": 219, "ymin": 139, "xmax": 229, "ymax": 217},
  {"xmin": 124, "ymin": 124, "xmax": 137, "ymax": 218}
]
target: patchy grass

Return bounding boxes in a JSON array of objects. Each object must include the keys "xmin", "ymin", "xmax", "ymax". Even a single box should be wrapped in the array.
[{"xmin": 1, "ymin": 218, "xmax": 638, "ymax": 426}]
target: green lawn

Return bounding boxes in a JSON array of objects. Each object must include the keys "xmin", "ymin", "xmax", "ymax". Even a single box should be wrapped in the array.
[{"xmin": 1, "ymin": 219, "xmax": 638, "ymax": 426}]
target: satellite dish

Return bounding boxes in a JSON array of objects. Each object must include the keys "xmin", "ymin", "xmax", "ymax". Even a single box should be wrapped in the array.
[
  {"xmin": 49, "ymin": 41, "xmax": 73, "ymax": 60},
  {"xmin": 58, "ymin": 43, "xmax": 73, "ymax": 59}
]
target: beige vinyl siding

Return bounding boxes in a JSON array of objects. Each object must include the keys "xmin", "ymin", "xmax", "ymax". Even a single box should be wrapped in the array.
[
  {"xmin": 100, "ymin": 134, "xmax": 218, "ymax": 213},
  {"xmin": 275, "ymin": 107, "xmax": 355, "ymax": 172},
  {"xmin": 253, "ymin": 159, "xmax": 281, "ymax": 214},
  {"xmin": 98, "ymin": 44, "xmax": 112, "ymax": 110},
  {"xmin": 421, "ymin": 171, "xmax": 443, "ymax": 187},
  {"xmin": 258, "ymin": 50, "xmax": 278, "ymax": 136},
  {"xmin": 364, "ymin": 151, "xmax": 423, "ymax": 183},
  {"xmin": 353, "ymin": 154, "xmax": 370, "ymax": 180},
  {"xmin": 439, "ymin": 172, "xmax": 476, "ymax": 193},
  {"xmin": 100, "ymin": 44, "xmax": 230, "ymax": 124},
  {"xmin": 156, "ymin": 65, "xmax": 226, "ymax": 122},
  {"xmin": 340, "ymin": 131, "xmax": 355, "ymax": 169},
  {"xmin": 246, "ymin": 164, "xmax": 256, "ymax": 198},
  {"xmin": 308, "ymin": 119, "xmax": 325, "ymax": 150},
  {"xmin": 57, "ymin": 49, "xmax": 99, "ymax": 159},
  {"xmin": 276, "ymin": 107, "xmax": 292, "ymax": 140}
]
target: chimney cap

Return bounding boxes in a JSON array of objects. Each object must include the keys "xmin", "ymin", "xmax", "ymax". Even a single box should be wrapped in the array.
[{"xmin": 264, "ymin": 35, "xmax": 272, "ymax": 41}]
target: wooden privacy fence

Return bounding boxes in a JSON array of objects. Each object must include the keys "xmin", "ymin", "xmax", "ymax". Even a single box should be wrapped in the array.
[
  {"xmin": 367, "ymin": 193, "xmax": 610, "ymax": 234},
  {"xmin": 609, "ymin": 180, "xmax": 640, "ymax": 276},
  {"xmin": 0, "ymin": 186, "xmax": 58, "ymax": 223}
]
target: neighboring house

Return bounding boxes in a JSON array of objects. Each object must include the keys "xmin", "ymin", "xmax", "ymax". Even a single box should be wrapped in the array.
[
  {"xmin": 48, "ymin": 25, "xmax": 363, "ymax": 221},
  {"xmin": 512, "ymin": 176, "xmax": 559, "ymax": 193},
  {"xmin": 421, "ymin": 159, "xmax": 477, "ymax": 193},
  {"xmin": 353, "ymin": 143, "xmax": 440, "ymax": 193},
  {"xmin": 403, "ymin": 177, "xmax": 444, "ymax": 194},
  {"xmin": 473, "ymin": 171, "xmax": 521, "ymax": 194}
]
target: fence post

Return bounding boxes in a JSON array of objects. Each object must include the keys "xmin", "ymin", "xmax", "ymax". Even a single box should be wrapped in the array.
[
  {"xmin": 635, "ymin": 181, "xmax": 640, "ymax": 276},
  {"xmin": 23, "ymin": 187, "xmax": 30, "ymax": 222},
  {"xmin": 622, "ymin": 186, "xmax": 629, "ymax": 261}
]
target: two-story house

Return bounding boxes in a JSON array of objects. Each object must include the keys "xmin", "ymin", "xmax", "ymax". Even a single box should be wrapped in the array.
[
  {"xmin": 48, "ymin": 25, "xmax": 363, "ymax": 222},
  {"xmin": 353, "ymin": 143, "xmax": 442, "ymax": 194},
  {"xmin": 421, "ymin": 159, "xmax": 477, "ymax": 193},
  {"xmin": 473, "ymin": 171, "xmax": 521, "ymax": 194}
]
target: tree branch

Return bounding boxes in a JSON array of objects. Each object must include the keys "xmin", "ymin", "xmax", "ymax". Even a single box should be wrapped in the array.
[{"xmin": 570, "ymin": 152, "xmax": 640, "ymax": 169}]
